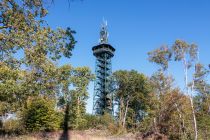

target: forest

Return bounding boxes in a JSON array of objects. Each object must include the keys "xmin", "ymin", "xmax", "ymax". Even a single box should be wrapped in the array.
[{"xmin": 0, "ymin": 0, "xmax": 210, "ymax": 140}]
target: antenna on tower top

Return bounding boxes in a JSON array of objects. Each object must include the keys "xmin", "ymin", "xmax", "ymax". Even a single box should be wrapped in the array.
[{"xmin": 99, "ymin": 19, "xmax": 109, "ymax": 44}]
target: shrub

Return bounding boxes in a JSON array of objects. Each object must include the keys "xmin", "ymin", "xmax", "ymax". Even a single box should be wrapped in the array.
[
  {"xmin": 2, "ymin": 119, "xmax": 22, "ymax": 134},
  {"xmin": 83, "ymin": 114, "xmax": 100, "ymax": 129},
  {"xmin": 22, "ymin": 97, "xmax": 62, "ymax": 132},
  {"xmin": 83, "ymin": 113, "xmax": 121, "ymax": 134},
  {"xmin": 100, "ymin": 112, "xmax": 114, "ymax": 127}
]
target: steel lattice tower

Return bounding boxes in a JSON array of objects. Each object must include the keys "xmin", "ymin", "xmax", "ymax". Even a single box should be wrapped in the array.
[{"xmin": 92, "ymin": 21, "xmax": 115, "ymax": 115}]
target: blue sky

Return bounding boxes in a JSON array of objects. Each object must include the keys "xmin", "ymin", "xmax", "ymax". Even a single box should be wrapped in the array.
[{"xmin": 45, "ymin": 0, "xmax": 210, "ymax": 113}]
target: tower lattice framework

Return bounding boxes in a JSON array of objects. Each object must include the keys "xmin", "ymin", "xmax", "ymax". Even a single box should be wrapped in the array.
[{"xmin": 92, "ymin": 44, "xmax": 115, "ymax": 115}]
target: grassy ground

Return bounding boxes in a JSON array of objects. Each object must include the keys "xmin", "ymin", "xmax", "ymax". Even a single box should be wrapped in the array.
[{"xmin": 0, "ymin": 130, "xmax": 136, "ymax": 140}]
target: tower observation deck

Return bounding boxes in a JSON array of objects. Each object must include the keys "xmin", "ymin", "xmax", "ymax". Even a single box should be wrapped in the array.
[{"xmin": 92, "ymin": 21, "xmax": 115, "ymax": 115}]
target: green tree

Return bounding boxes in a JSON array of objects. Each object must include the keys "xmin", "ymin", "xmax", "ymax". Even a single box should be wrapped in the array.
[
  {"xmin": 194, "ymin": 63, "xmax": 210, "ymax": 139},
  {"xmin": 0, "ymin": 0, "xmax": 76, "ymax": 113},
  {"xmin": 1, "ymin": 0, "xmax": 76, "ymax": 65},
  {"xmin": 68, "ymin": 67, "xmax": 94, "ymax": 129},
  {"xmin": 56, "ymin": 66, "xmax": 94, "ymax": 129},
  {"xmin": 22, "ymin": 96, "xmax": 62, "ymax": 132},
  {"xmin": 148, "ymin": 45, "xmax": 172, "ymax": 71},
  {"xmin": 113, "ymin": 70, "xmax": 151, "ymax": 130},
  {"xmin": 57, "ymin": 65, "xmax": 73, "ymax": 107},
  {"xmin": 0, "ymin": 62, "xmax": 24, "ymax": 114}
]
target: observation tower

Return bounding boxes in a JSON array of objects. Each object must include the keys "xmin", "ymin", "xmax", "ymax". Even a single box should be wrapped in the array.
[{"xmin": 92, "ymin": 21, "xmax": 115, "ymax": 115}]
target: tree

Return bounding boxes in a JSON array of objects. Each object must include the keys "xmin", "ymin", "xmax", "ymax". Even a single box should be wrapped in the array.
[
  {"xmin": 149, "ymin": 71, "xmax": 191, "ymax": 139},
  {"xmin": 1, "ymin": 0, "xmax": 76, "ymax": 64},
  {"xmin": 148, "ymin": 45, "xmax": 187, "ymax": 139},
  {"xmin": 0, "ymin": 0, "xmax": 76, "ymax": 113},
  {"xmin": 22, "ymin": 96, "xmax": 62, "ymax": 132},
  {"xmin": 69, "ymin": 67, "xmax": 94, "ymax": 129},
  {"xmin": 57, "ymin": 64, "xmax": 73, "ymax": 107},
  {"xmin": 194, "ymin": 63, "xmax": 210, "ymax": 139},
  {"xmin": 113, "ymin": 70, "xmax": 151, "ymax": 130},
  {"xmin": 148, "ymin": 45, "xmax": 172, "ymax": 71},
  {"xmin": 147, "ymin": 41, "xmax": 201, "ymax": 139},
  {"xmin": 56, "ymin": 66, "xmax": 94, "ymax": 129},
  {"xmin": 172, "ymin": 40, "xmax": 198, "ymax": 140},
  {"xmin": 0, "ymin": 62, "xmax": 24, "ymax": 114}
]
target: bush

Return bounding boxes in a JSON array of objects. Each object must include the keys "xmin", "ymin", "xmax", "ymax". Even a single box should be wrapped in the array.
[
  {"xmin": 83, "ymin": 114, "xmax": 100, "ymax": 129},
  {"xmin": 83, "ymin": 113, "xmax": 122, "ymax": 134},
  {"xmin": 1, "ymin": 119, "xmax": 23, "ymax": 134},
  {"xmin": 71, "ymin": 112, "xmax": 124, "ymax": 135},
  {"xmin": 22, "ymin": 97, "xmax": 62, "ymax": 132},
  {"xmin": 100, "ymin": 113, "xmax": 115, "ymax": 127}
]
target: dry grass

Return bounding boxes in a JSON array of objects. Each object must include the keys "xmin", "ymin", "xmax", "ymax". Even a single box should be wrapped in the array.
[{"xmin": 0, "ymin": 130, "xmax": 136, "ymax": 140}]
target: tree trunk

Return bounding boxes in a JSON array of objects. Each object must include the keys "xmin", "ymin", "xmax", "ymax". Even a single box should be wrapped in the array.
[
  {"xmin": 183, "ymin": 58, "xmax": 198, "ymax": 140},
  {"xmin": 153, "ymin": 117, "xmax": 157, "ymax": 132},
  {"xmin": 119, "ymin": 96, "xmax": 123, "ymax": 126},
  {"xmin": 76, "ymin": 96, "xmax": 80, "ymax": 128},
  {"xmin": 190, "ymin": 96, "xmax": 198, "ymax": 140},
  {"xmin": 122, "ymin": 97, "xmax": 129, "ymax": 128},
  {"xmin": 174, "ymin": 103, "xmax": 186, "ymax": 137}
]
